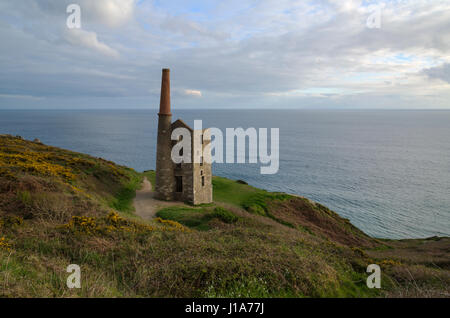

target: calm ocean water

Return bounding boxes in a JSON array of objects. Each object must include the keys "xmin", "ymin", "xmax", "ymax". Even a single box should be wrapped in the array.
[{"xmin": 1, "ymin": 109, "xmax": 449, "ymax": 239}]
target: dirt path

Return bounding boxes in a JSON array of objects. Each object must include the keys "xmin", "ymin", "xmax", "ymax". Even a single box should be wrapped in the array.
[{"xmin": 133, "ymin": 177, "xmax": 186, "ymax": 220}]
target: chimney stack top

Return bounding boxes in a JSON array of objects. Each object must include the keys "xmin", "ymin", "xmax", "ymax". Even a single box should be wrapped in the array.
[{"xmin": 159, "ymin": 68, "xmax": 171, "ymax": 115}]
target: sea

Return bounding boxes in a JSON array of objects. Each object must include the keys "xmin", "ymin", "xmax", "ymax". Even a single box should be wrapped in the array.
[{"xmin": 0, "ymin": 109, "xmax": 449, "ymax": 239}]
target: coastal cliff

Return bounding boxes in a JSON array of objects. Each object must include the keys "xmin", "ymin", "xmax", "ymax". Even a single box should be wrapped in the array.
[{"xmin": 0, "ymin": 135, "xmax": 448, "ymax": 297}]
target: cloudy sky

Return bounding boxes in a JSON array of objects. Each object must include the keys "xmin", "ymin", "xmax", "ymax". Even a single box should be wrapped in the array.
[{"xmin": 0, "ymin": 0, "xmax": 449, "ymax": 109}]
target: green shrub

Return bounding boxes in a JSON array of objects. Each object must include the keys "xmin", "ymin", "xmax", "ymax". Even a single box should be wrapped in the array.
[
  {"xmin": 242, "ymin": 192, "xmax": 290, "ymax": 216},
  {"xmin": 351, "ymin": 247, "xmax": 368, "ymax": 258},
  {"xmin": 242, "ymin": 192, "xmax": 294, "ymax": 228},
  {"xmin": 213, "ymin": 207, "xmax": 239, "ymax": 224},
  {"xmin": 156, "ymin": 206, "xmax": 213, "ymax": 231}
]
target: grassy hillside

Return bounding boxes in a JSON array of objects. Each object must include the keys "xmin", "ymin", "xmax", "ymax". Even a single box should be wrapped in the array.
[{"xmin": 1, "ymin": 135, "xmax": 449, "ymax": 297}]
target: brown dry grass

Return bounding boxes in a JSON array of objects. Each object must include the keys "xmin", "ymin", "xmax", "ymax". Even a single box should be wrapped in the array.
[{"xmin": 265, "ymin": 197, "xmax": 378, "ymax": 248}]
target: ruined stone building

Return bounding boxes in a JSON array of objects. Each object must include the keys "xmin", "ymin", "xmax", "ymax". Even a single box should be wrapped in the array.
[{"xmin": 155, "ymin": 68, "xmax": 213, "ymax": 205}]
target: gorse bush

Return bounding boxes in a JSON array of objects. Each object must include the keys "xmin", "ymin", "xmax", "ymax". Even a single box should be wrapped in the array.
[
  {"xmin": 0, "ymin": 237, "xmax": 11, "ymax": 251},
  {"xmin": 0, "ymin": 151, "xmax": 76, "ymax": 181},
  {"xmin": 0, "ymin": 135, "xmax": 142, "ymax": 221},
  {"xmin": 0, "ymin": 215, "xmax": 24, "ymax": 228},
  {"xmin": 154, "ymin": 217, "xmax": 191, "ymax": 232},
  {"xmin": 60, "ymin": 211, "xmax": 188, "ymax": 236}
]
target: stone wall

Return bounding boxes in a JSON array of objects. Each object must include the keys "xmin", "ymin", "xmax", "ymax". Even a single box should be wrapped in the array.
[
  {"xmin": 155, "ymin": 114, "xmax": 174, "ymax": 200},
  {"xmin": 191, "ymin": 128, "xmax": 213, "ymax": 205},
  {"xmin": 156, "ymin": 117, "xmax": 212, "ymax": 204}
]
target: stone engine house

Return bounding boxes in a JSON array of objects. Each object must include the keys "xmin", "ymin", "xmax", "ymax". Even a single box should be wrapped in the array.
[{"xmin": 155, "ymin": 68, "xmax": 213, "ymax": 205}]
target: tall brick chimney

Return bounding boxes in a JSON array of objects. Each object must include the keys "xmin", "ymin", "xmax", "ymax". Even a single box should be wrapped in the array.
[
  {"xmin": 155, "ymin": 68, "xmax": 174, "ymax": 200},
  {"xmin": 159, "ymin": 68, "xmax": 171, "ymax": 115}
]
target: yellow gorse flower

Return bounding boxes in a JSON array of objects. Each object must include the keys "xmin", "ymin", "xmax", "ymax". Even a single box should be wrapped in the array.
[
  {"xmin": 61, "ymin": 212, "xmax": 156, "ymax": 235},
  {"xmin": 0, "ymin": 151, "xmax": 76, "ymax": 181},
  {"xmin": 0, "ymin": 237, "xmax": 11, "ymax": 252},
  {"xmin": 154, "ymin": 217, "xmax": 190, "ymax": 232},
  {"xmin": 60, "ymin": 212, "xmax": 188, "ymax": 236}
]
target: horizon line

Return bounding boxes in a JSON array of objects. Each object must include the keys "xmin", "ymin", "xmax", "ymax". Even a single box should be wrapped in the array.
[{"xmin": 0, "ymin": 108, "xmax": 450, "ymax": 111}]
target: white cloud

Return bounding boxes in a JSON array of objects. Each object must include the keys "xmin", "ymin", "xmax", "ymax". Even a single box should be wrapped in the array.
[
  {"xmin": 184, "ymin": 89, "xmax": 202, "ymax": 97},
  {"xmin": 63, "ymin": 29, "xmax": 119, "ymax": 58}
]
